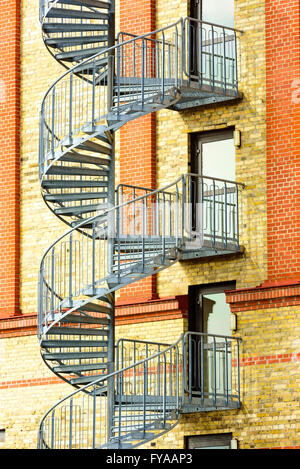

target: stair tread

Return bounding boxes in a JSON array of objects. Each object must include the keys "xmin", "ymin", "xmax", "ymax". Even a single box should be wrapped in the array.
[
  {"xmin": 41, "ymin": 340, "xmax": 108, "ymax": 348},
  {"xmin": 55, "ymin": 0, "xmax": 111, "ymax": 9},
  {"xmin": 60, "ymin": 314, "xmax": 110, "ymax": 325},
  {"xmin": 43, "ymin": 23, "xmax": 109, "ymax": 33},
  {"xmin": 54, "ymin": 203, "xmax": 108, "ymax": 216},
  {"xmin": 45, "ymin": 35, "xmax": 108, "ymax": 48},
  {"xmin": 42, "ymin": 180, "xmax": 108, "ymax": 189},
  {"xmin": 59, "ymin": 152, "xmax": 111, "ymax": 166},
  {"xmin": 47, "ymin": 8, "xmax": 109, "ymax": 20},
  {"xmin": 54, "ymin": 363, "xmax": 107, "ymax": 373},
  {"xmin": 43, "ymin": 351, "xmax": 107, "ymax": 360},
  {"xmin": 70, "ymin": 374, "xmax": 107, "ymax": 385},
  {"xmin": 47, "ymin": 165, "xmax": 109, "ymax": 176},
  {"xmin": 44, "ymin": 192, "xmax": 108, "ymax": 202},
  {"xmin": 55, "ymin": 46, "xmax": 107, "ymax": 62},
  {"xmin": 49, "ymin": 326, "xmax": 108, "ymax": 336}
]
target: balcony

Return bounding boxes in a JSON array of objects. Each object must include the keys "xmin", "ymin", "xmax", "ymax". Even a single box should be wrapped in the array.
[
  {"xmin": 117, "ymin": 17, "xmax": 242, "ymax": 113},
  {"xmin": 116, "ymin": 333, "xmax": 242, "ymax": 414}
]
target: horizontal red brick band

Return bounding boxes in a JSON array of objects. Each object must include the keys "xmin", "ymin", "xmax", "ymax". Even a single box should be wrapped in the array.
[
  {"xmin": 226, "ymin": 281, "xmax": 300, "ymax": 312},
  {"xmin": 0, "ymin": 296, "xmax": 188, "ymax": 337},
  {"xmin": 1, "ymin": 352, "xmax": 298, "ymax": 390}
]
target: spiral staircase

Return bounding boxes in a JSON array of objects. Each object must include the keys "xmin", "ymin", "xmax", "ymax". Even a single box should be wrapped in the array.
[{"xmin": 37, "ymin": 0, "xmax": 243, "ymax": 449}]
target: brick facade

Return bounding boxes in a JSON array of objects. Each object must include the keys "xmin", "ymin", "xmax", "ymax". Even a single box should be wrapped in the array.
[
  {"xmin": 265, "ymin": 0, "xmax": 300, "ymax": 282},
  {"xmin": 118, "ymin": 0, "xmax": 157, "ymax": 301},
  {"xmin": 0, "ymin": 0, "xmax": 21, "ymax": 318},
  {"xmin": 0, "ymin": 0, "xmax": 299, "ymax": 450}
]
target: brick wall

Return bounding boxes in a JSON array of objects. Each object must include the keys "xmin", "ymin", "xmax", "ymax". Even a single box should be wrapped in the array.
[
  {"xmin": 118, "ymin": 0, "xmax": 157, "ymax": 301},
  {"xmin": 265, "ymin": 0, "xmax": 300, "ymax": 282},
  {"xmin": 0, "ymin": 0, "xmax": 21, "ymax": 318}
]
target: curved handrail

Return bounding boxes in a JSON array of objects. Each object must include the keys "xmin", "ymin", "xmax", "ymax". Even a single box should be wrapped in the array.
[{"xmin": 38, "ymin": 333, "xmax": 184, "ymax": 448}]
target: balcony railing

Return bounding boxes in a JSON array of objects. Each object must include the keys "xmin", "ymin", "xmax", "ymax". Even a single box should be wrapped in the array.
[{"xmin": 116, "ymin": 333, "xmax": 242, "ymax": 412}]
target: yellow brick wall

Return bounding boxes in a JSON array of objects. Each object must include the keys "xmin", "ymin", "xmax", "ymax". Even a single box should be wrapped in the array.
[
  {"xmin": 156, "ymin": 0, "xmax": 267, "ymax": 297},
  {"xmin": 2, "ymin": 0, "xmax": 296, "ymax": 452},
  {"xmin": 0, "ymin": 319, "xmax": 185, "ymax": 449}
]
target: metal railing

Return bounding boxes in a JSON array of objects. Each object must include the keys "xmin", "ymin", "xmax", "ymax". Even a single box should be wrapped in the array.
[
  {"xmin": 183, "ymin": 332, "xmax": 241, "ymax": 408},
  {"xmin": 38, "ymin": 173, "xmax": 244, "ymax": 337},
  {"xmin": 183, "ymin": 17, "xmax": 241, "ymax": 93},
  {"xmin": 38, "ymin": 331, "xmax": 241, "ymax": 448},
  {"xmin": 38, "ymin": 335, "xmax": 184, "ymax": 449},
  {"xmin": 39, "ymin": 15, "xmax": 242, "ymax": 177}
]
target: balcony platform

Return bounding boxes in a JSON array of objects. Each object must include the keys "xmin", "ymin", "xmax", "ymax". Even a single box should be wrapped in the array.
[
  {"xmin": 179, "ymin": 241, "xmax": 245, "ymax": 261},
  {"xmin": 172, "ymin": 82, "xmax": 242, "ymax": 111},
  {"xmin": 181, "ymin": 396, "xmax": 241, "ymax": 413}
]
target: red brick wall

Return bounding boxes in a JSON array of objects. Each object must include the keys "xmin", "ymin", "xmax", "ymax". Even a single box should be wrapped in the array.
[
  {"xmin": 0, "ymin": 1, "xmax": 21, "ymax": 318},
  {"xmin": 265, "ymin": 0, "xmax": 300, "ymax": 282},
  {"xmin": 119, "ymin": 0, "xmax": 157, "ymax": 301}
]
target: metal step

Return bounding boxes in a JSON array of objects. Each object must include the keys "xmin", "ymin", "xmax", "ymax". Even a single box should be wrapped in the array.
[
  {"xmin": 70, "ymin": 374, "xmax": 107, "ymax": 385},
  {"xmin": 75, "ymin": 140, "xmax": 112, "ymax": 155},
  {"xmin": 60, "ymin": 314, "xmax": 110, "ymax": 325},
  {"xmin": 42, "ymin": 180, "xmax": 108, "ymax": 189},
  {"xmin": 47, "ymin": 8, "xmax": 109, "ymax": 21},
  {"xmin": 44, "ymin": 192, "xmax": 108, "ymax": 203},
  {"xmin": 43, "ymin": 351, "xmax": 108, "ymax": 360},
  {"xmin": 55, "ymin": 46, "xmax": 107, "ymax": 62},
  {"xmin": 49, "ymin": 326, "xmax": 108, "ymax": 336},
  {"xmin": 53, "ymin": 363, "xmax": 107, "ymax": 373},
  {"xmin": 54, "ymin": 203, "xmax": 108, "ymax": 216},
  {"xmin": 55, "ymin": 0, "xmax": 111, "ymax": 9},
  {"xmin": 47, "ymin": 165, "xmax": 108, "ymax": 177},
  {"xmin": 41, "ymin": 340, "xmax": 108, "ymax": 348},
  {"xmin": 43, "ymin": 23, "xmax": 109, "ymax": 34},
  {"xmin": 59, "ymin": 152, "xmax": 110, "ymax": 166},
  {"xmin": 45, "ymin": 35, "xmax": 108, "ymax": 49}
]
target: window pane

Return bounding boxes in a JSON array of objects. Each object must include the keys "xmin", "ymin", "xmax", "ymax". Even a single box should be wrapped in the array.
[
  {"xmin": 202, "ymin": 138, "xmax": 235, "ymax": 181},
  {"xmin": 202, "ymin": 0, "xmax": 235, "ymax": 28},
  {"xmin": 202, "ymin": 293, "xmax": 231, "ymax": 336}
]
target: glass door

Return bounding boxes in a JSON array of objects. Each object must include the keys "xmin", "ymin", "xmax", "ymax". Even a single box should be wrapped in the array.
[{"xmin": 190, "ymin": 130, "xmax": 235, "ymax": 248}]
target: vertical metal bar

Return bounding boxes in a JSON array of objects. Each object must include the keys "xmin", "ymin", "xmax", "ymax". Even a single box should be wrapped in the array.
[
  {"xmin": 234, "ymin": 31, "xmax": 238, "ymax": 94},
  {"xmin": 143, "ymin": 362, "xmax": 147, "ymax": 437},
  {"xmin": 163, "ymin": 354, "xmax": 166, "ymax": 427},
  {"xmin": 161, "ymin": 32, "xmax": 165, "ymax": 102},
  {"xmin": 69, "ymin": 399, "xmax": 73, "ymax": 449},
  {"xmin": 225, "ymin": 338, "xmax": 229, "ymax": 406},
  {"xmin": 237, "ymin": 339, "xmax": 241, "ymax": 406},
  {"xmin": 141, "ymin": 38, "xmax": 145, "ymax": 107},
  {"xmin": 213, "ymin": 337, "xmax": 217, "ymax": 406},
  {"xmin": 223, "ymin": 28, "xmax": 227, "ymax": 93},
  {"xmin": 199, "ymin": 21, "xmax": 203, "ymax": 87},
  {"xmin": 51, "ymin": 248, "xmax": 55, "ymax": 319},
  {"xmin": 51, "ymin": 411, "xmax": 55, "ymax": 449},
  {"xmin": 211, "ymin": 26, "xmax": 215, "ymax": 90},
  {"xmin": 51, "ymin": 87, "xmax": 55, "ymax": 157},
  {"xmin": 224, "ymin": 182, "xmax": 228, "ymax": 248},
  {"xmin": 92, "ymin": 386, "xmax": 96, "ymax": 448},
  {"xmin": 69, "ymin": 234, "xmax": 73, "ymax": 306},
  {"xmin": 69, "ymin": 74, "xmax": 73, "ymax": 142},
  {"xmin": 201, "ymin": 334, "xmax": 204, "ymax": 406},
  {"xmin": 213, "ymin": 179, "xmax": 216, "ymax": 247},
  {"xmin": 188, "ymin": 334, "xmax": 192, "ymax": 402}
]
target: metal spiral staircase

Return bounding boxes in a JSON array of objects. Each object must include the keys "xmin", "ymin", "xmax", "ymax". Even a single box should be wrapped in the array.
[{"xmin": 38, "ymin": 0, "xmax": 243, "ymax": 449}]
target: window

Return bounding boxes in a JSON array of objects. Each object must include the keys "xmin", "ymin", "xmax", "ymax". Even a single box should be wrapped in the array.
[
  {"xmin": 186, "ymin": 433, "xmax": 233, "ymax": 449},
  {"xmin": 189, "ymin": 1, "xmax": 236, "ymax": 86},
  {"xmin": 202, "ymin": 0, "xmax": 235, "ymax": 28},
  {"xmin": 190, "ymin": 129, "xmax": 235, "ymax": 182},
  {"xmin": 188, "ymin": 282, "xmax": 235, "ymax": 396},
  {"xmin": 189, "ymin": 129, "xmax": 236, "ymax": 245}
]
